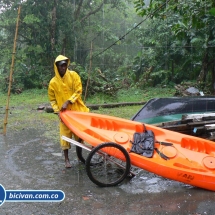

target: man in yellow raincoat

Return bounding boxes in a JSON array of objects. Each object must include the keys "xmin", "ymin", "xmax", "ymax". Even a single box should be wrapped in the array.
[{"xmin": 48, "ymin": 55, "xmax": 89, "ymax": 168}]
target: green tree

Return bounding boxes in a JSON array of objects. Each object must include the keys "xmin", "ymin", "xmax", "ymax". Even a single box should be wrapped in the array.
[
  {"xmin": 0, "ymin": 0, "xmax": 139, "ymax": 94},
  {"xmin": 134, "ymin": 0, "xmax": 215, "ymax": 90}
]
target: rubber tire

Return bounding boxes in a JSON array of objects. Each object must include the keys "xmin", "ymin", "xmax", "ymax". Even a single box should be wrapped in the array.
[
  {"xmin": 76, "ymin": 138, "xmax": 88, "ymax": 164},
  {"xmin": 85, "ymin": 142, "xmax": 131, "ymax": 187},
  {"xmin": 76, "ymin": 146, "xmax": 86, "ymax": 164}
]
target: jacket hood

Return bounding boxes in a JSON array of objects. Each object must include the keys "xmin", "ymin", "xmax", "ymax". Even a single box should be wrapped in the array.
[{"xmin": 54, "ymin": 55, "xmax": 71, "ymax": 78}]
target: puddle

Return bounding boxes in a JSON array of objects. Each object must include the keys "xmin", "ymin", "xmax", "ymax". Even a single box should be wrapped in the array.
[{"xmin": 0, "ymin": 128, "xmax": 215, "ymax": 214}]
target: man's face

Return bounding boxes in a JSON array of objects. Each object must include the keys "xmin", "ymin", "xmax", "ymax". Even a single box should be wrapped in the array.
[{"xmin": 57, "ymin": 63, "xmax": 67, "ymax": 77}]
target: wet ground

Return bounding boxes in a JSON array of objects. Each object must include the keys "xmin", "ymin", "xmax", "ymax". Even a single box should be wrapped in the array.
[{"xmin": 1, "ymin": 128, "xmax": 215, "ymax": 215}]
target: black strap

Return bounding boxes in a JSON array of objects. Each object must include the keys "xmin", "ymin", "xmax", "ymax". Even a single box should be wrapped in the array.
[
  {"xmin": 154, "ymin": 148, "xmax": 170, "ymax": 160},
  {"xmin": 143, "ymin": 123, "xmax": 147, "ymax": 132},
  {"xmin": 156, "ymin": 141, "xmax": 173, "ymax": 146}
]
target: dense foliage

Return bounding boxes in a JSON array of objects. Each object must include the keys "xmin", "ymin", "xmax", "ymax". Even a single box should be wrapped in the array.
[
  {"xmin": 1, "ymin": 0, "xmax": 215, "ymax": 96},
  {"xmin": 134, "ymin": 0, "xmax": 215, "ymax": 92},
  {"xmin": 0, "ymin": 0, "xmax": 138, "ymax": 95}
]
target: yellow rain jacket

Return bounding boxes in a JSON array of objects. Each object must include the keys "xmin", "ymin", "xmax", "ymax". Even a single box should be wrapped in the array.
[{"xmin": 48, "ymin": 55, "xmax": 89, "ymax": 150}]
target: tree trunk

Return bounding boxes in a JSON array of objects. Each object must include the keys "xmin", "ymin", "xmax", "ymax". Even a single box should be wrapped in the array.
[
  {"xmin": 45, "ymin": 101, "xmax": 146, "ymax": 112},
  {"xmin": 198, "ymin": 51, "xmax": 208, "ymax": 82},
  {"xmin": 50, "ymin": 0, "xmax": 57, "ymax": 76},
  {"xmin": 51, "ymin": 1, "xmax": 57, "ymax": 51},
  {"xmin": 212, "ymin": 60, "xmax": 215, "ymax": 94},
  {"xmin": 171, "ymin": 60, "xmax": 174, "ymax": 81}
]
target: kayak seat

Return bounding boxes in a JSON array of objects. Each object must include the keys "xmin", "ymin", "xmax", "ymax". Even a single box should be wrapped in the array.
[
  {"xmin": 85, "ymin": 129, "xmax": 109, "ymax": 142},
  {"xmin": 130, "ymin": 129, "xmax": 155, "ymax": 158},
  {"xmin": 91, "ymin": 117, "xmax": 143, "ymax": 132}
]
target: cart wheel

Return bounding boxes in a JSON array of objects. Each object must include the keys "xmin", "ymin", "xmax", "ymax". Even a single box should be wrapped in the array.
[
  {"xmin": 85, "ymin": 142, "xmax": 131, "ymax": 187},
  {"xmin": 76, "ymin": 138, "xmax": 91, "ymax": 164},
  {"xmin": 76, "ymin": 146, "xmax": 86, "ymax": 164}
]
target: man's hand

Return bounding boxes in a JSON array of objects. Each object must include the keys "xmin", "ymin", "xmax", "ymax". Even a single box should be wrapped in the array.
[
  {"xmin": 61, "ymin": 100, "xmax": 71, "ymax": 111},
  {"xmin": 54, "ymin": 112, "xmax": 61, "ymax": 120}
]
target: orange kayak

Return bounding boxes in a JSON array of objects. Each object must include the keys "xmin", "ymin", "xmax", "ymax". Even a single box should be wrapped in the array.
[{"xmin": 60, "ymin": 110, "xmax": 215, "ymax": 191}]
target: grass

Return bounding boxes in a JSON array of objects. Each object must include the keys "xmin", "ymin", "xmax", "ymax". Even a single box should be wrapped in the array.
[
  {"xmin": 0, "ymin": 87, "xmax": 175, "ymax": 108},
  {"xmin": 0, "ymin": 88, "xmax": 49, "ymax": 107},
  {"xmin": 86, "ymin": 87, "xmax": 176, "ymax": 104},
  {"xmin": 0, "ymin": 87, "xmax": 176, "ymax": 135}
]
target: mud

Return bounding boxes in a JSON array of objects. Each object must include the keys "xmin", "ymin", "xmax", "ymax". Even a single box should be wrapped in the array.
[{"xmin": 1, "ymin": 128, "xmax": 215, "ymax": 215}]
